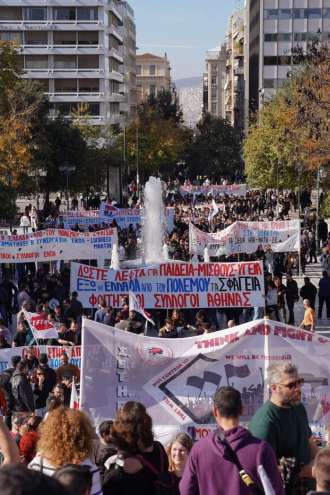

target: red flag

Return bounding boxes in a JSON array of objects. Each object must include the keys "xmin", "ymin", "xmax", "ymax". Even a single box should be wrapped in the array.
[{"xmin": 23, "ymin": 310, "xmax": 58, "ymax": 340}]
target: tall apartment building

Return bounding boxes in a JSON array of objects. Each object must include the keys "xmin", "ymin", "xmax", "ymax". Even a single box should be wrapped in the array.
[
  {"xmin": 224, "ymin": 9, "xmax": 245, "ymax": 136},
  {"xmin": 0, "ymin": 0, "xmax": 136, "ymax": 126},
  {"xmin": 204, "ymin": 45, "xmax": 227, "ymax": 118},
  {"xmin": 136, "ymin": 52, "xmax": 171, "ymax": 103},
  {"xmin": 119, "ymin": 1, "xmax": 137, "ymax": 118},
  {"xmin": 245, "ymin": 0, "xmax": 330, "ymax": 119}
]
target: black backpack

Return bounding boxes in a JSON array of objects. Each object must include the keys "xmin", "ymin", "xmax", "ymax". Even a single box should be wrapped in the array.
[{"xmin": 134, "ymin": 443, "xmax": 177, "ymax": 495}]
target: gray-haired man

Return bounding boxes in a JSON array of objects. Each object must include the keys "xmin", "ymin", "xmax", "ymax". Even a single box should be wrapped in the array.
[{"xmin": 249, "ymin": 363, "xmax": 318, "ymax": 494}]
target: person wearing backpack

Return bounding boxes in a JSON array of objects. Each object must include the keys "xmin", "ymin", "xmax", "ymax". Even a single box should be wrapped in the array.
[
  {"xmin": 0, "ymin": 355, "xmax": 21, "ymax": 429},
  {"xmin": 102, "ymin": 401, "xmax": 173, "ymax": 495},
  {"xmin": 180, "ymin": 386, "xmax": 284, "ymax": 495}
]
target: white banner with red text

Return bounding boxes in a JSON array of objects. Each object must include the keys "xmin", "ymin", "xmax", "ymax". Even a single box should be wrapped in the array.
[
  {"xmin": 0, "ymin": 346, "xmax": 81, "ymax": 372},
  {"xmin": 70, "ymin": 261, "xmax": 265, "ymax": 309},
  {"xmin": 80, "ymin": 318, "xmax": 330, "ymax": 444},
  {"xmin": 189, "ymin": 221, "xmax": 300, "ymax": 256},
  {"xmin": 0, "ymin": 228, "xmax": 117, "ymax": 263}
]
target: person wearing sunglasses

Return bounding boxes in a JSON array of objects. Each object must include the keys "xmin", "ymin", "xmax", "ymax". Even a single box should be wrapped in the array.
[{"xmin": 250, "ymin": 363, "xmax": 319, "ymax": 494}]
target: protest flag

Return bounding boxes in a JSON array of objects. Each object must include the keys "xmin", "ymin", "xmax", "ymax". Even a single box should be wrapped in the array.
[
  {"xmin": 70, "ymin": 378, "xmax": 79, "ymax": 410},
  {"xmin": 224, "ymin": 364, "xmax": 250, "ymax": 380},
  {"xmin": 129, "ymin": 291, "xmax": 155, "ymax": 326},
  {"xmin": 23, "ymin": 310, "xmax": 58, "ymax": 340},
  {"xmin": 208, "ymin": 199, "xmax": 219, "ymax": 222}
]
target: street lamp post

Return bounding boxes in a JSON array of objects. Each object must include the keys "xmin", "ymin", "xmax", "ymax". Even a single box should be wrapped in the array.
[
  {"xmin": 59, "ymin": 163, "xmax": 76, "ymax": 210},
  {"xmin": 316, "ymin": 166, "xmax": 325, "ymax": 252}
]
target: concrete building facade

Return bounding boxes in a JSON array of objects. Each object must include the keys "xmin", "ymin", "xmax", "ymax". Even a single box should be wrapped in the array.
[
  {"xmin": 245, "ymin": 0, "xmax": 330, "ymax": 119},
  {"xmin": 0, "ymin": 0, "xmax": 136, "ymax": 126},
  {"xmin": 136, "ymin": 52, "xmax": 171, "ymax": 102},
  {"xmin": 204, "ymin": 45, "xmax": 227, "ymax": 118}
]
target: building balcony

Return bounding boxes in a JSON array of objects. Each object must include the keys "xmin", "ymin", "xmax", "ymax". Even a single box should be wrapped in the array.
[
  {"xmin": 106, "ymin": 1, "xmax": 123, "ymax": 23},
  {"xmin": 47, "ymin": 92, "xmax": 104, "ymax": 102},
  {"xmin": 108, "ymin": 70, "xmax": 123, "ymax": 82},
  {"xmin": 108, "ymin": 47, "xmax": 123, "ymax": 63},
  {"xmin": 108, "ymin": 92, "xmax": 124, "ymax": 103},
  {"xmin": 3, "ymin": 0, "xmax": 102, "ymax": 5},
  {"xmin": 0, "ymin": 19, "xmax": 104, "ymax": 31},
  {"xmin": 21, "ymin": 44, "xmax": 104, "ymax": 55},
  {"xmin": 107, "ymin": 25, "xmax": 123, "ymax": 44},
  {"xmin": 23, "ymin": 68, "xmax": 104, "ymax": 78}
]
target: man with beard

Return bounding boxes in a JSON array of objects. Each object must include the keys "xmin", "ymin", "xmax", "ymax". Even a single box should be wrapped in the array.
[{"xmin": 249, "ymin": 363, "xmax": 318, "ymax": 494}]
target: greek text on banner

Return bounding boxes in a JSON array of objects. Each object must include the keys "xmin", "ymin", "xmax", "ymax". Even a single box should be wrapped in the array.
[{"xmin": 70, "ymin": 261, "xmax": 265, "ymax": 309}]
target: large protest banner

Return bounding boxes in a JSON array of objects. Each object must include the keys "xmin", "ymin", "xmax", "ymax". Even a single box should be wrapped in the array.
[
  {"xmin": 80, "ymin": 318, "xmax": 330, "ymax": 443},
  {"xmin": 99, "ymin": 203, "xmax": 175, "ymax": 232},
  {"xmin": 0, "ymin": 228, "xmax": 117, "ymax": 263},
  {"xmin": 70, "ymin": 261, "xmax": 265, "ymax": 309},
  {"xmin": 179, "ymin": 184, "xmax": 247, "ymax": 197},
  {"xmin": 59, "ymin": 210, "xmax": 101, "ymax": 229},
  {"xmin": 189, "ymin": 221, "xmax": 300, "ymax": 256},
  {"xmin": 0, "ymin": 346, "xmax": 81, "ymax": 372}
]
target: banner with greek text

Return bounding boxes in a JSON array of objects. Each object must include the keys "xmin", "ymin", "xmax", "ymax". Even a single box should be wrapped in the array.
[
  {"xmin": 59, "ymin": 210, "xmax": 102, "ymax": 229},
  {"xmin": 70, "ymin": 261, "xmax": 265, "ymax": 309},
  {"xmin": 0, "ymin": 228, "xmax": 117, "ymax": 263},
  {"xmin": 179, "ymin": 184, "xmax": 247, "ymax": 197},
  {"xmin": 99, "ymin": 204, "xmax": 175, "ymax": 232},
  {"xmin": 80, "ymin": 318, "xmax": 330, "ymax": 444},
  {"xmin": 0, "ymin": 346, "xmax": 81, "ymax": 372},
  {"xmin": 189, "ymin": 221, "xmax": 300, "ymax": 256}
]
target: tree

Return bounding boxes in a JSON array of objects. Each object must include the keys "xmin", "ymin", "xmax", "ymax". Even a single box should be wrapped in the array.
[
  {"xmin": 244, "ymin": 41, "xmax": 330, "ymax": 189},
  {"xmin": 186, "ymin": 114, "xmax": 242, "ymax": 179},
  {"xmin": 143, "ymin": 88, "xmax": 183, "ymax": 124}
]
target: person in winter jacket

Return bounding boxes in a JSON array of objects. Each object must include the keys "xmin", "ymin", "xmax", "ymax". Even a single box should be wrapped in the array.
[
  {"xmin": 180, "ymin": 386, "xmax": 284, "ymax": 495},
  {"xmin": 9, "ymin": 360, "xmax": 35, "ymax": 415}
]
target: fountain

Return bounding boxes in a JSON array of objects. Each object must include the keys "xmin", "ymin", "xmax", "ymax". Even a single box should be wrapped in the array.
[
  {"xmin": 110, "ymin": 243, "xmax": 121, "ymax": 270},
  {"xmin": 143, "ymin": 177, "xmax": 166, "ymax": 265}
]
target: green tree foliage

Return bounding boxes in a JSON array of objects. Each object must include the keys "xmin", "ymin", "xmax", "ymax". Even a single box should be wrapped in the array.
[
  {"xmin": 122, "ymin": 90, "xmax": 191, "ymax": 179},
  {"xmin": 244, "ymin": 41, "xmax": 330, "ymax": 190},
  {"xmin": 186, "ymin": 114, "xmax": 242, "ymax": 179}
]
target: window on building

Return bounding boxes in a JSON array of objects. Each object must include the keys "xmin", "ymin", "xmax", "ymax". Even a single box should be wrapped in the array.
[
  {"xmin": 211, "ymin": 103, "xmax": 217, "ymax": 114},
  {"xmin": 54, "ymin": 79, "xmax": 77, "ymax": 92},
  {"xmin": 264, "ymin": 56, "xmax": 278, "ymax": 65},
  {"xmin": 149, "ymin": 85, "xmax": 156, "ymax": 96},
  {"xmin": 53, "ymin": 8, "xmax": 76, "ymax": 21},
  {"xmin": 25, "ymin": 55, "xmax": 48, "ymax": 69},
  {"xmin": 279, "ymin": 9, "xmax": 291, "ymax": 19},
  {"xmin": 264, "ymin": 79, "xmax": 276, "ymax": 88},
  {"xmin": 264, "ymin": 33, "xmax": 277, "ymax": 41},
  {"xmin": 88, "ymin": 103, "xmax": 100, "ymax": 115},
  {"xmin": 0, "ymin": 31, "xmax": 22, "ymax": 42},
  {"xmin": 110, "ymin": 102, "xmax": 119, "ymax": 114},
  {"xmin": 323, "ymin": 8, "xmax": 330, "ymax": 18},
  {"xmin": 110, "ymin": 80, "xmax": 120, "ymax": 93},
  {"xmin": 24, "ymin": 7, "xmax": 46, "ymax": 21},
  {"xmin": 136, "ymin": 65, "xmax": 141, "ymax": 75},
  {"xmin": 78, "ymin": 31, "xmax": 98, "ymax": 45},
  {"xmin": 25, "ymin": 31, "xmax": 47, "ymax": 45},
  {"xmin": 278, "ymin": 55, "xmax": 292, "ymax": 65},
  {"xmin": 0, "ymin": 7, "xmax": 22, "ymax": 20},
  {"xmin": 211, "ymin": 76, "xmax": 217, "ymax": 85},
  {"xmin": 278, "ymin": 33, "xmax": 292, "ymax": 41},
  {"xmin": 54, "ymin": 31, "xmax": 76, "ymax": 45},
  {"xmin": 211, "ymin": 89, "xmax": 217, "ymax": 99},
  {"xmin": 77, "ymin": 8, "xmax": 98, "ymax": 21},
  {"xmin": 54, "ymin": 55, "xmax": 77, "ymax": 70},
  {"xmin": 294, "ymin": 32, "xmax": 307, "ymax": 42},
  {"xmin": 306, "ymin": 8, "xmax": 321, "ymax": 19},
  {"xmin": 293, "ymin": 9, "xmax": 304, "ymax": 19},
  {"xmin": 149, "ymin": 65, "xmax": 156, "ymax": 76},
  {"xmin": 79, "ymin": 79, "xmax": 99, "ymax": 92},
  {"xmin": 109, "ymin": 59, "xmax": 120, "ymax": 72},
  {"xmin": 264, "ymin": 9, "xmax": 278, "ymax": 20},
  {"xmin": 78, "ymin": 55, "xmax": 99, "ymax": 69}
]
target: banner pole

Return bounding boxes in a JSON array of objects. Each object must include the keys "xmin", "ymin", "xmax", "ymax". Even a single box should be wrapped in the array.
[{"xmin": 79, "ymin": 317, "xmax": 86, "ymax": 411}]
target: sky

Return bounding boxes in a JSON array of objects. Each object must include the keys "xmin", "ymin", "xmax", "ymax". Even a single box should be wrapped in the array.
[{"xmin": 129, "ymin": 0, "xmax": 242, "ymax": 81}]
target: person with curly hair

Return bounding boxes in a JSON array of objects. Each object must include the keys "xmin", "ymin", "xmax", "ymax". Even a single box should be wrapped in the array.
[
  {"xmin": 28, "ymin": 407, "xmax": 102, "ymax": 495},
  {"xmin": 102, "ymin": 401, "xmax": 168, "ymax": 495},
  {"xmin": 166, "ymin": 433, "xmax": 193, "ymax": 494}
]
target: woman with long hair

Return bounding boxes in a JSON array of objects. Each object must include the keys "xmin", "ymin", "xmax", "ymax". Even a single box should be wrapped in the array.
[
  {"xmin": 166, "ymin": 433, "xmax": 193, "ymax": 493},
  {"xmin": 103, "ymin": 401, "xmax": 168, "ymax": 495},
  {"xmin": 28, "ymin": 407, "xmax": 101, "ymax": 495}
]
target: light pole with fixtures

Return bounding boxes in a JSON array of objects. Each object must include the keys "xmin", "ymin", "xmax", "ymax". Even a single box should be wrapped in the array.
[{"xmin": 59, "ymin": 162, "xmax": 76, "ymax": 210}]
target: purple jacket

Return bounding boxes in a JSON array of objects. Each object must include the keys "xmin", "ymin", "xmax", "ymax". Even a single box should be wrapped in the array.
[{"xmin": 179, "ymin": 426, "xmax": 284, "ymax": 495}]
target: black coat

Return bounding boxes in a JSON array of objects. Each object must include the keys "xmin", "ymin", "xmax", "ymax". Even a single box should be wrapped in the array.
[{"xmin": 10, "ymin": 371, "xmax": 34, "ymax": 412}]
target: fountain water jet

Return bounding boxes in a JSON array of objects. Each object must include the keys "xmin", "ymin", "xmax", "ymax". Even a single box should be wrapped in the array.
[{"xmin": 143, "ymin": 177, "xmax": 166, "ymax": 265}]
